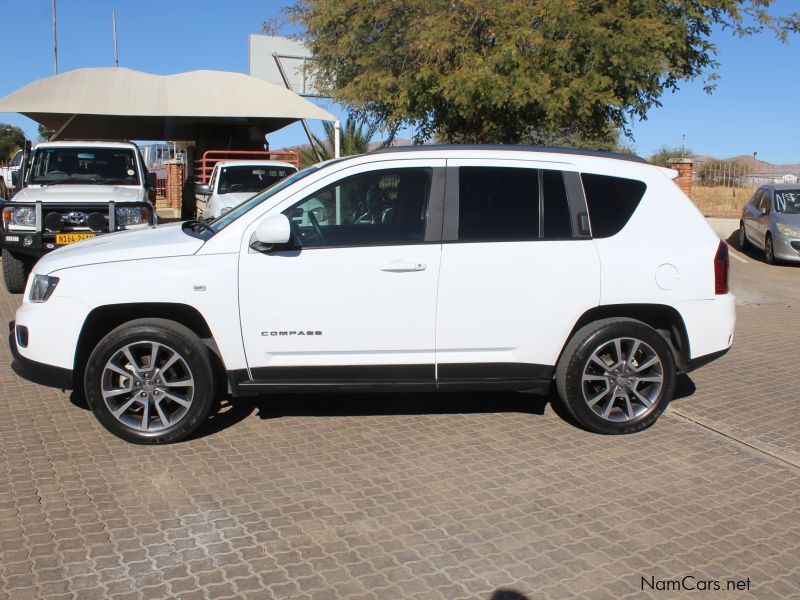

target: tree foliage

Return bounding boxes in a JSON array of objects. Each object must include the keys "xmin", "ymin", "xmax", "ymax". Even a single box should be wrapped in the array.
[
  {"xmin": 649, "ymin": 146, "xmax": 695, "ymax": 167},
  {"xmin": 272, "ymin": 1, "xmax": 799, "ymax": 145},
  {"xmin": 0, "ymin": 123, "xmax": 26, "ymax": 160}
]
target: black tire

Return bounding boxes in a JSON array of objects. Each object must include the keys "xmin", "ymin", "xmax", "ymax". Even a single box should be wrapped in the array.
[
  {"xmin": 2, "ymin": 250, "xmax": 30, "ymax": 294},
  {"xmin": 765, "ymin": 233, "xmax": 776, "ymax": 265},
  {"xmin": 84, "ymin": 318, "xmax": 216, "ymax": 444},
  {"xmin": 555, "ymin": 318, "xmax": 676, "ymax": 435},
  {"xmin": 738, "ymin": 221, "xmax": 749, "ymax": 250}
]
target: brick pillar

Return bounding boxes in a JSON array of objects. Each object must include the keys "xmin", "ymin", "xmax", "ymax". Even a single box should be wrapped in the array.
[
  {"xmin": 165, "ymin": 160, "xmax": 184, "ymax": 212},
  {"xmin": 669, "ymin": 158, "xmax": 694, "ymax": 199}
]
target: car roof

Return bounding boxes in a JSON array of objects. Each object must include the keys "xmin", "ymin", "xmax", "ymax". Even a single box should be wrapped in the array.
[
  {"xmin": 767, "ymin": 183, "xmax": 800, "ymax": 190},
  {"xmin": 35, "ymin": 140, "xmax": 139, "ymax": 150},
  {"xmin": 215, "ymin": 160, "xmax": 297, "ymax": 169},
  {"xmin": 368, "ymin": 144, "xmax": 650, "ymax": 165}
]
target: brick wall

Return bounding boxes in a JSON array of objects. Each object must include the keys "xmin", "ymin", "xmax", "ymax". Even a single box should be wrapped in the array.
[
  {"xmin": 165, "ymin": 161, "xmax": 184, "ymax": 212},
  {"xmin": 669, "ymin": 158, "xmax": 693, "ymax": 198}
]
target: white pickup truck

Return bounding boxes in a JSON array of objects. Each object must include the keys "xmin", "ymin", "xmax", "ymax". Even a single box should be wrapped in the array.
[
  {"xmin": 0, "ymin": 149, "xmax": 24, "ymax": 199},
  {"xmin": 0, "ymin": 140, "xmax": 157, "ymax": 293}
]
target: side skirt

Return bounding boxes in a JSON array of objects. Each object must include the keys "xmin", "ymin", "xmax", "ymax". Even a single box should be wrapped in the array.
[{"xmin": 228, "ymin": 363, "xmax": 554, "ymax": 396}]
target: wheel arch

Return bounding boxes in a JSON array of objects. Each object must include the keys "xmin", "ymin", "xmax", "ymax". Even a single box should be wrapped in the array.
[
  {"xmin": 560, "ymin": 304, "xmax": 691, "ymax": 373},
  {"xmin": 74, "ymin": 303, "xmax": 219, "ymax": 379}
]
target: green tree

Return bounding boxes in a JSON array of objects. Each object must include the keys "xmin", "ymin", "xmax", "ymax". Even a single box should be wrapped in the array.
[
  {"xmin": 0, "ymin": 124, "xmax": 26, "ymax": 160},
  {"xmin": 649, "ymin": 146, "xmax": 695, "ymax": 168},
  {"xmin": 272, "ymin": 1, "xmax": 798, "ymax": 145},
  {"xmin": 299, "ymin": 114, "xmax": 391, "ymax": 167}
]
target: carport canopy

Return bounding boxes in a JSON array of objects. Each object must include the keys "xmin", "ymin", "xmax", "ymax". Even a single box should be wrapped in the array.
[{"xmin": 0, "ymin": 67, "xmax": 339, "ymax": 153}]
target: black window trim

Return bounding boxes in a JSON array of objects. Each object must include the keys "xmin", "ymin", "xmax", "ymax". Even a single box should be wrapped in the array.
[{"xmin": 442, "ymin": 165, "xmax": 592, "ymax": 243}]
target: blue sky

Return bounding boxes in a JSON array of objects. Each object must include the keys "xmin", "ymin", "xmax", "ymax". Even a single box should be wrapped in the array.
[{"xmin": 1, "ymin": 0, "xmax": 798, "ymax": 164}]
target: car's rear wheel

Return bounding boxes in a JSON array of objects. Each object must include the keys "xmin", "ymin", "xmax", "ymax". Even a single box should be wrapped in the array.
[
  {"xmin": 2, "ymin": 250, "xmax": 31, "ymax": 294},
  {"xmin": 84, "ymin": 319, "xmax": 216, "ymax": 444},
  {"xmin": 556, "ymin": 318, "xmax": 676, "ymax": 434},
  {"xmin": 765, "ymin": 233, "xmax": 776, "ymax": 264},
  {"xmin": 739, "ymin": 221, "xmax": 749, "ymax": 249}
]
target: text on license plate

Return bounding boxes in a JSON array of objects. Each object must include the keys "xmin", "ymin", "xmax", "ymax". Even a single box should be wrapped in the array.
[{"xmin": 55, "ymin": 233, "xmax": 96, "ymax": 245}]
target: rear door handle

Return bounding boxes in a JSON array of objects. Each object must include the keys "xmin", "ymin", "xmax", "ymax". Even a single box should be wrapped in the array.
[{"xmin": 380, "ymin": 261, "xmax": 427, "ymax": 272}]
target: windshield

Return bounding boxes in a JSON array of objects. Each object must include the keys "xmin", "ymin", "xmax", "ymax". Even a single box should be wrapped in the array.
[
  {"xmin": 208, "ymin": 164, "xmax": 324, "ymax": 232},
  {"xmin": 774, "ymin": 190, "xmax": 800, "ymax": 214},
  {"xmin": 29, "ymin": 147, "xmax": 140, "ymax": 185},
  {"xmin": 218, "ymin": 165, "xmax": 295, "ymax": 195}
]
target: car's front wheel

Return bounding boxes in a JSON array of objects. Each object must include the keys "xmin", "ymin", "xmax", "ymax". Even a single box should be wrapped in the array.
[
  {"xmin": 765, "ymin": 233, "xmax": 776, "ymax": 264},
  {"xmin": 556, "ymin": 318, "xmax": 677, "ymax": 434},
  {"xmin": 84, "ymin": 319, "xmax": 216, "ymax": 444}
]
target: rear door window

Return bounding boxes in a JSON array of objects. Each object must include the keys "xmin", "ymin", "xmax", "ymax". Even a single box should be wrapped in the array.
[
  {"xmin": 458, "ymin": 167, "xmax": 539, "ymax": 241},
  {"xmin": 581, "ymin": 173, "xmax": 647, "ymax": 238}
]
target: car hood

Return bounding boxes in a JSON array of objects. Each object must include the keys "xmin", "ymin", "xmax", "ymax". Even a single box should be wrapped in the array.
[
  {"xmin": 36, "ymin": 222, "xmax": 203, "ymax": 274},
  {"xmin": 13, "ymin": 184, "xmax": 143, "ymax": 203}
]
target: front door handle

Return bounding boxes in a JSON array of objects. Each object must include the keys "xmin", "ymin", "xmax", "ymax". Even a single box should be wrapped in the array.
[{"xmin": 380, "ymin": 261, "xmax": 427, "ymax": 272}]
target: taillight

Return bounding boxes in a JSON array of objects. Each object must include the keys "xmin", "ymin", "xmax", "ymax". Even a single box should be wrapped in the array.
[{"xmin": 714, "ymin": 241, "xmax": 729, "ymax": 295}]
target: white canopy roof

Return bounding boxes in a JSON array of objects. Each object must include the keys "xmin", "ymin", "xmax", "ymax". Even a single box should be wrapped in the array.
[{"xmin": 0, "ymin": 67, "xmax": 336, "ymax": 141}]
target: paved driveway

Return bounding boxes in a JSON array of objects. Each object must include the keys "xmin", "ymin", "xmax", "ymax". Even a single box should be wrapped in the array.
[{"xmin": 1, "ymin": 223, "xmax": 798, "ymax": 599}]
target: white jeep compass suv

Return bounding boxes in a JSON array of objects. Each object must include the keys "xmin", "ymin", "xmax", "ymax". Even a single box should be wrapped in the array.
[{"xmin": 9, "ymin": 146, "xmax": 735, "ymax": 444}]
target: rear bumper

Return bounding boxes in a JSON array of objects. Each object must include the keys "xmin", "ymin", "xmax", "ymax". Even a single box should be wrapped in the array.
[
  {"xmin": 684, "ymin": 347, "xmax": 730, "ymax": 373},
  {"xmin": 8, "ymin": 321, "xmax": 73, "ymax": 389}
]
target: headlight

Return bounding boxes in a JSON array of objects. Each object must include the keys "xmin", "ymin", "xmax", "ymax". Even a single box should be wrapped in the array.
[
  {"xmin": 776, "ymin": 223, "xmax": 800, "ymax": 238},
  {"xmin": 2, "ymin": 206, "xmax": 37, "ymax": 228},
  {"xmin": 29, "ymin": 274, "xmax": 59, "ymax": 303},
  {"xmin": 115, "ymin": 207, "xmax": 149, "ymax": 227}
]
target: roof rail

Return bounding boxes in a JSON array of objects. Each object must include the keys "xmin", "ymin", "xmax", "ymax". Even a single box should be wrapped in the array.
[{"xmin": 368, "ymin": 144, "xmax": 650, "ymax": 165}]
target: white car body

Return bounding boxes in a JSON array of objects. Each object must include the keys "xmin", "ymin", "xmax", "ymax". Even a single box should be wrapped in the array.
[
  {"xmin": 10, "ymin": 146, "xmax": 735, "ymax": 442},
  {"xmin": 0, "ymin": 149, "xmax": 23, "ymax": 196},
  {"xmin": 196, "ymin": 160, "xmax": 297, "ymax": 219}
]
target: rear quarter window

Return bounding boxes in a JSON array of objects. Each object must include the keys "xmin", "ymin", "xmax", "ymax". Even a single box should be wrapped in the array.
[{"xmin": 581, "ymin": 173, "xmax": 647, "ymax": 238}]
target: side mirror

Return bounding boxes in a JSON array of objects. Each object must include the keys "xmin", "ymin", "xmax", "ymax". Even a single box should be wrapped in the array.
[
  {"xmin": 195, "ymin": 183, "xmax": 211, "ymax": 197},
  {"xmin": 146, "ymin": 172, "xmax": 157, "ymax": 190},
  {"xmin": 760, "ymin": 207, "xmax": 769, "ymax": 216},
  {"xmin": 11, "ymin": 170, "xmax": 20, "ymax": 189},
  {"xmin": 251, "ymin": 214, "xmax": 291, "ymax": 252}
]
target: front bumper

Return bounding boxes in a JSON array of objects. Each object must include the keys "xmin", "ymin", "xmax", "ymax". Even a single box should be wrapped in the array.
[
  {"xmin": 8, "ymin": 321, "xmax": 74, "ymax": 389},
  {"xmin": 772, "ymin": 232, "xmax": 800, "ymax": 263},
  {"xmin": 0, "ymin": 200, "xmax": 154, "ymax": 257}
]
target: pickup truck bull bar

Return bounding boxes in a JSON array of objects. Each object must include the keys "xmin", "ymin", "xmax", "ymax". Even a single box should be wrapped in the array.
[{"xmin": 0, "ymin": 199, "xmax": 155, "ymax": 258}]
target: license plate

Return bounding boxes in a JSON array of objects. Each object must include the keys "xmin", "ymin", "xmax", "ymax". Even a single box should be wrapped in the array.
[{"xmin": 55, "ymin": 233, "xmax": 95, "ymax": 245}]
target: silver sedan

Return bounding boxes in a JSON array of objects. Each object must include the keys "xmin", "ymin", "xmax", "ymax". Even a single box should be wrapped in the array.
[{"xmin": 740, "ymin": 184, "xmax": 800, "ymax": 264}]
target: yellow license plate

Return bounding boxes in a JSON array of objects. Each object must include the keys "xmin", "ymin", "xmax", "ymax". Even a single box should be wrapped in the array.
[{"xmin": 55, "ymin": 233, "xmax": 96, "ymax": 245}]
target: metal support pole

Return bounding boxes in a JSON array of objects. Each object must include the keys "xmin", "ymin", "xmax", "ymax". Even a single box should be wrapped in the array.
[
  {"xmin": 52, "ymin": 0, "xmax": 58, "ymax": 75},
  {"xmin": 334, "ymin": 120, "xmax": 341, "ymax": 159},
  {"xmin": 272, "ymin": 52, "xmax": 322, "ymax": 163},
  {"xmin": 112, "ymin": 10, "xmax": 119, "ymax": 67}
]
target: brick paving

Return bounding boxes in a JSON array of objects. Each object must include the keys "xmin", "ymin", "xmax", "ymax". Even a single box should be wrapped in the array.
[{"xmin": 1, "ymin": 231, "xmax": 799, "ymax": 599}]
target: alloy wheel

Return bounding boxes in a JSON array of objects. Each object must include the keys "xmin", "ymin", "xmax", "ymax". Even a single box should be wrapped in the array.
[
  {"xmin": 101, "ymin": 341, "xmax": 195, "ymax": 432},
  {"xmin": 580, "ymin": 337, "xmax": 664, "ymax": 422}
]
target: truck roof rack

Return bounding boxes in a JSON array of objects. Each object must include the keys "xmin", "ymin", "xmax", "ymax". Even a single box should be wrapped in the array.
[{"xmin": 368, "ymin": 144, "xmax": 650, "ymax": 165}]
